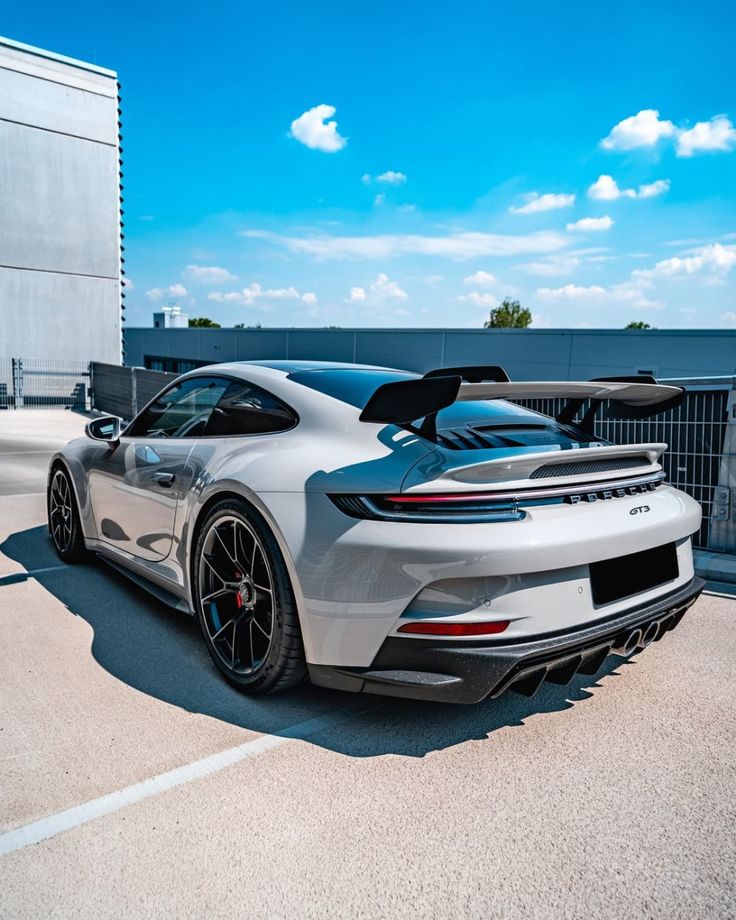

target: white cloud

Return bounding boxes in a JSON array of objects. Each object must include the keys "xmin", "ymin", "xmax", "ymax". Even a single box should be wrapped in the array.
[
  {"xmin": 602, "ymin": 109, "xmax": 736, "ymax": 158},
  {"xmin": 183, "ymin": 265, "xmax": 237, "ymax": 284},
  {"xmin": 347, "ymin": 274, "xmax": 407, "ymax": 303},
  {"xmin": 677, "ymin": 115, "xmax": 736, "ymax": 157},
  {"xmin": 122, "ymin": 277, "xmax": 134, "ymax": 289},
  {"xmin": 538, "ymin": 282, "xmax": 661, "ymax": 310},
  {"xmin": 373, "ymin": 193, "xmax": 386, "ymax": 207},
  {"xmin": 208, "ymin": 283, "xmax": 317, "ymax": 307},
  {"xmin": 588, "ymin": 175, "xmax": 636, "ymax": 200},
  {"xmin": 601, "ymin": 109, "xmax": 676, "ymax": 150},
  {"xmin": 147, "ymin": 283, "xmax": 188, "ymax": 300},
  {"xmin": 721, "ymin": 311, "xmax": 736, "ymax": 327},
  {"xmin": 289, "ymin": 104, "xmax": 346, "ymax": 153},
  {"xmin": 588, "ymin": 175, "xmax": 670, "ymax": 201},
  {"xmin": 362, "ymin": 170, "xmax": 407, "ymax": 185},
  {"xmin": 538, "ymin": 284, "xmax": 606, "ymax": 300},
  {"xmin": 509, "ymin": 192, "xmax": 575, "ymax": 215},
  {"xmin": 566, "ymin": 216, "xmax": 614, "ymax": 232},
  {"xmin": 637, "ymin": 178, "xmax": 670, "ymax": 198},
  {"xmin": 517, "ymin": 255, "xmax": 582, "ymax": 276},
  {"xmin": 632, "ymin": 243, "xmax": 736, "ymax": 281},
  {"xmin": 242, "ymin": 229, "xmax": 568, "ymax": 260},
  {"xmin": 456, "ymin": 291, "xmax": 498, "ymax": 307},
  {"xmin": 463, "ymin": 270, "xmax": 496, "ymax": 286},
  {"xmin": 369, "ymin": 273, "xmax": 407, "ymax": 300}
]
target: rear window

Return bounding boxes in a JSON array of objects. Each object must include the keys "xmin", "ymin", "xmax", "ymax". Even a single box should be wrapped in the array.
[{"xmin": 289, "ymin": 367, "xmax": 598, "ymax": 448}]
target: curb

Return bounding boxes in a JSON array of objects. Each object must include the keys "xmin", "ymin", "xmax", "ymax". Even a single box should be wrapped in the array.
[{"xmin": 694, "ymin": 549, "xmax": 736, "ymax": 586}]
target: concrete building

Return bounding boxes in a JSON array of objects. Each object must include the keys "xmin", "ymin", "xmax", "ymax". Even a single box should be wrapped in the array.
[
  {"xmin": 0, "ymin": 37, "xmax": 122, "ymax": 362},
  {"xmin": 123, "ymin": 326, "xmax": 736, "ymax": 380},
  {"xmin": 153, "ymin": 306, "xmax": 189, "ymax": 329}
]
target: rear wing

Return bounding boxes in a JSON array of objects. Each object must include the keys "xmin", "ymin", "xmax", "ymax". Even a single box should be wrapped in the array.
[{"xmin": 359, "ymin": 370, "xmax": 685, "ymax": 439}]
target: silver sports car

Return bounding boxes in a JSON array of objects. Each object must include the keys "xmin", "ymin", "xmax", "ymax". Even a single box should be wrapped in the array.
[{"xmin": 48, "ymin": 361, "xmax": 703, "ymax": 703}]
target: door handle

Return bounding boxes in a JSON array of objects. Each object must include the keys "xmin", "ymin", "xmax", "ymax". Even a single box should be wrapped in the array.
[{"xmin": 154, "ymin": 472, "xmax": 176, "ymax": 487}]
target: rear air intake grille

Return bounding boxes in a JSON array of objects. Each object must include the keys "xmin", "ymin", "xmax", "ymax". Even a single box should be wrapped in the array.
[
  {"xmin": 436, "ymin": 428, "xmax": 499, "ymax": 450},
  {"xmin": 529, "ymin": 457, "xmax": 651, "ymax": 479}
]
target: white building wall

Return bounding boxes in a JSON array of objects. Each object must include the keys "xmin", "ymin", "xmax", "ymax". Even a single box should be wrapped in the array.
[{"xmin": 0, "ymin": 37, "xmax": 121, "ymax": 362}]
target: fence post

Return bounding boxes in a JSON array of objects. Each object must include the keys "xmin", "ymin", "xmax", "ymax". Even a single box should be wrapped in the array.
[
  {"xmin": 131, "ymin": 367, "xmax": 138, "ymax": 418},
  {"xmin": 709, "ymin": 383, "xmax": 736, "ymax": 553},
  {"xmin": 12, "ymin": 357, "xmax": 23, "ymax": 409}
]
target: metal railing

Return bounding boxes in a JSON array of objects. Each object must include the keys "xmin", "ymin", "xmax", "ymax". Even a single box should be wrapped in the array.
[
  {"xmin": 0, "ymin": 357, "xmax": 90, "ymax": 411},
  {"xmin": 3, "ymin": 359, "xmax": 733, "ymax": 554},
  {"xmin": 90, "ymin": 362, "xmax": 176, "ymax": 420},
  {"xmin": 515, "ymin": 378, "xmax": 734, "ymax": 553}
]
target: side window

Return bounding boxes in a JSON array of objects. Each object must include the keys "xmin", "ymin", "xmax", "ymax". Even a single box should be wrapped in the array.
[
  {"xmin": 127, "ymin": 377, "xmax": 230, "ymax": 438},
  {"xmin": 204, "ymin": 379, "xmax": 297, "ymax": 436}
]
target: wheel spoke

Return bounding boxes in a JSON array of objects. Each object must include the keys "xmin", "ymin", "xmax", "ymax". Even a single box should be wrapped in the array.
[
  {"xmin": 202, "ymin": 553, "xmax": 231, "ymax": 585},
  {"xmin": 214, "ymin": 528, "xmax": 238, "ymax": 575},
  {"xmin": 234, "ymin": 524, "xmax": 252, "ymax": 576},
  {"xmin": 253, "ymin": 582, "xmax": 272, "ymax": 594},
  {"xmin": 211, "ymin": 616, "xmax": 235, "ymax": 642},
  {"xmin": 252, "ymin": 615, "xmax": 271, "ymax": 639},
  {"xmin": 201, "ymin": 587, "xmax": 232, "ymax": 604},
  {"xmin": 230, "ymin": 619, "xmax": 238, "ymax": 667}
]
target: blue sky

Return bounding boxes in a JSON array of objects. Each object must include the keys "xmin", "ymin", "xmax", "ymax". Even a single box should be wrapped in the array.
[{"xmin": 6, "ymin": 0, "xmax": 736, "ymax": 328}]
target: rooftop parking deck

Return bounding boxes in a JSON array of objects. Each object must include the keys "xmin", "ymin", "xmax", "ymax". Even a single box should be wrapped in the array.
[{"xmin": 0, "ymin": 411, "xmax": 734, "ymax": 919}]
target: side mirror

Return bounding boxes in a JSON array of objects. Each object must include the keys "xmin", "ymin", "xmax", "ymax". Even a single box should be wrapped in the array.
[{"xmin": 85, "ymin": 415, "xmax": 122, "ymax": 445}]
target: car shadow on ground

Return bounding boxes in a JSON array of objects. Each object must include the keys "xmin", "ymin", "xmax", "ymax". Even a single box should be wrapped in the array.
[{"xmin": 1, "ymin": 524, "xmax": 633, "ymax": 759}]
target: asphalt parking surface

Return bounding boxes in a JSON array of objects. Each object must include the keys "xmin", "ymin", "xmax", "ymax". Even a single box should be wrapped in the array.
[{"xmin": 0, "ymin": 411, "xmax": 734, "ymax": 919}]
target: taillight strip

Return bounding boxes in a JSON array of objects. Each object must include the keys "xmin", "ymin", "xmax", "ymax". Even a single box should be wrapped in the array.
[{"xmin": 397, "ymin": 620, "xmax": 511, "ymax": 636}]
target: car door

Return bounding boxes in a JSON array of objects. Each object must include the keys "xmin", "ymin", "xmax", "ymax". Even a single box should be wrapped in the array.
[{"xmin": 87, "ymin": 375, "xmax": 230, "ymax": 561}]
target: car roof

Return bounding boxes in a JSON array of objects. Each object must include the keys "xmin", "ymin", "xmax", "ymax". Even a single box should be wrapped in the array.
[{"xmin": 243, "ymin": 360, "xmax": 410, "ymax": 374}]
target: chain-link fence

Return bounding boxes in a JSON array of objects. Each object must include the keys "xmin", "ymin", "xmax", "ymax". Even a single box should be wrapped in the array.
[
  {"xmin": 515, "ymin": 378, "xmax": 734, "ymax": 553},
  {"xmin": 0, "ymin": 357, "xmax": 90, "ymax": 410}
]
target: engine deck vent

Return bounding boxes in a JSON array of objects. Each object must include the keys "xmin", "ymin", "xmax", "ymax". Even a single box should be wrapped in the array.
[
  {"xmin": 529, "ymin": 456, "xmax": 652, "ymax": 479},
  {"xmin": 436, "ymin": 428, "xmax": 499, "ymax": 450}
]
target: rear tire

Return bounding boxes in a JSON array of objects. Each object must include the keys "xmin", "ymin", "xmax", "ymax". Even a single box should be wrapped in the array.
[
  {"xmin": 47, "ymin": 465, "xmax": 88, "ymax": 563},
  {"xmin": 192, "ymin": 499, "xmax": 306, "ymax": 694}
]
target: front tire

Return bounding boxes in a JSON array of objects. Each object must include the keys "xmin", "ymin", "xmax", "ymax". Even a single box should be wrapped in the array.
[
  {"xmin": 48, "ymin": 466, "xmax": 88, "ymax": 563},
  {"xmin": 192, "ymin": 499, "xmax": 306, "ymax": 694}
]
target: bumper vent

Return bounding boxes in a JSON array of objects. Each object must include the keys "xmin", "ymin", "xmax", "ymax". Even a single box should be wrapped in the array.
[{"xmin": 530, "ymin": 456, "xmax": 651, "ymax": 479}]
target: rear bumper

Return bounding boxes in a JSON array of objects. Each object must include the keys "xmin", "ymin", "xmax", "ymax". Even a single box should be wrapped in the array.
[{"xmin": 307, "ymin": 576, "xmax": 705, "ymax": 704}]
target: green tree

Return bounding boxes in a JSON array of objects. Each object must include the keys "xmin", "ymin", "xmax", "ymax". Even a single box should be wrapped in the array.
[
  {"xmin": 625, "ymin": 321, "xmax": 653, "ymax": 330},
  {"xmin": 484, "ymin": 298, "xmax": 532, "ymax": 329},
  {"xmin": 188, "ymin": 317, "xmax": 221, "ymax": 328}
]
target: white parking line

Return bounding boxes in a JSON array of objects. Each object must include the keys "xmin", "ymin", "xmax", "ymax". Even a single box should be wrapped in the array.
[
  {"xmin": 25, "ymin": 565, "xmax": 68, "ymax": 576},
  {"xmin": 0, "ymin": 705, "xmax": 372, "ymax": 857},
  {"xmin": 0, "ymin": 565, "xmax": 68, "ymax": 587}
]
